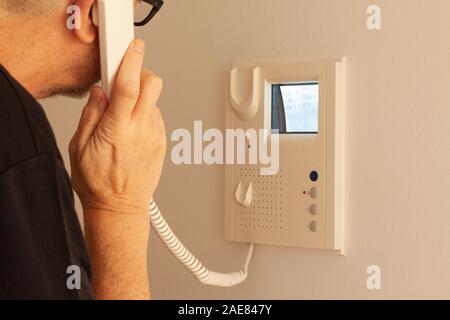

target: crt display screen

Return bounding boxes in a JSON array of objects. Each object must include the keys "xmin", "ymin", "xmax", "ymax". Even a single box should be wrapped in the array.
[{"xmin": 271, "ymin": 82, "xmax": 319, "ymax": 134}]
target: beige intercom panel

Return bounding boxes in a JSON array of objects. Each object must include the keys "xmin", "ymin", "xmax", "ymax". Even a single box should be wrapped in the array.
[{"xmin": 225, "ymin": 58, "xmax": 346, "ymax": 254}]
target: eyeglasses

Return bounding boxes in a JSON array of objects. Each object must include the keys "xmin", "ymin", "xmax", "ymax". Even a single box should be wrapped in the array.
[{"xmin": 134, "ymin": 0, "xmax": 164, "ymax": 27}]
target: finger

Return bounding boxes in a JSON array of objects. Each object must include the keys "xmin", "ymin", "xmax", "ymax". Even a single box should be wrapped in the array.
[
  {"xmin": 74, "ymin": 86, "xmax": 108, "ymax": 149},
  {"xmin": 132, "ymin": 69, "xmax": 163, "ymax": 119},
  {"xmin": 107, "ymin": 39, "xmax": 146, "ymax": 121}
]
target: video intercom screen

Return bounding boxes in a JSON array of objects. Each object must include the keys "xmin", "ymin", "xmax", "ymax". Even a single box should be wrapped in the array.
[{"xmin": 271, "ymin": 82, "xmax": 319, "ymax": 134}]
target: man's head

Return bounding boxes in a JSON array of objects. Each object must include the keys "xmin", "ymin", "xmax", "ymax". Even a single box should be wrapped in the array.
[{"xmin": 0, "ymin": 0, "xmax": 103, "ymax": 99}]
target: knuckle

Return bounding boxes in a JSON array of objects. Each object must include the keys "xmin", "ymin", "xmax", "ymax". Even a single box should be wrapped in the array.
[
  {"xmin": 145, "ymin": 125, "xmax": 166, "ymax": 150},
  {"xmin": 156, "ymin": 127, "xmax": 167, "ymax": 149},
  {"xmin": 160, "ymin": 137, "xmax": 167, "ymax": 151},
  {"xmin": 141, "ymin": 69, "xmax": 153, "ymax": 78},
  {"xmin": 68, "ymin": 138, "xmax": 77, "ymax": 154},
  {"xmin": 115, "ymin": 82, "xmax": 140, "ymax": 101},
  {"xmin": 143, "ymin": 73, "xmax": 163, "ymax": 91},
  {"xmin": 153, "ymin": 136, "xmax": 166, "ymax": 154},
  {"xmin": 80, "ymin": 110, "xmax": 95, "ymax": 125},
  {"xmin": 152, "ymin": 106, "xmax": 164, "ymax": 120}
]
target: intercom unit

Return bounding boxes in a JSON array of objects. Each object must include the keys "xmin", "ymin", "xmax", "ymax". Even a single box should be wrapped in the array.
[{"xmin": 225, "ymin": 58, "xmax": 346, "ymax": 254}]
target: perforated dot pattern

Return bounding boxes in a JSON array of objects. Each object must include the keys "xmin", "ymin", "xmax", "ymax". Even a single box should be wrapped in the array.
[{"xmin": 238, "ymin": 167, "xmax": 284, "ymax": 230}]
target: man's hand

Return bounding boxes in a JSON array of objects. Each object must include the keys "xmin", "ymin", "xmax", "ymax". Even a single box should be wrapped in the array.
[
  {"xmin": 68, "ymin": 39, "xmax": 166, "ymax": 300},
  {"xmin": 69, "ymin": 39, "xmax": 166, "ymax": 215}
]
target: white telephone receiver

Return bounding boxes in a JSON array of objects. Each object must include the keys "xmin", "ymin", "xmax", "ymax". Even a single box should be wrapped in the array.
[
  {"xmin": 92, "ymin": 0, "xmax": 134, "ymax": 97},
  {"xmin": 92, "ymin": 0, "xmax": 253, "ymax": 287}
]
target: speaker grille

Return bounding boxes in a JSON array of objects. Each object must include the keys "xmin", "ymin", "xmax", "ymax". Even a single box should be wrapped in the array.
[{"xmin": 238, "ymin": 167, "xmax": 284, "ymax": 230}]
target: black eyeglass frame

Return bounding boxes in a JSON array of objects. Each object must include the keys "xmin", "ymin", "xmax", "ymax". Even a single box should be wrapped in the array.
[{"xmin": 134, "ymin": 0, "xmax": 164, "ymax": 26}]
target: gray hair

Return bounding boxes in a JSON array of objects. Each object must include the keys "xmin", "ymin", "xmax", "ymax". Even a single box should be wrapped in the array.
[{"xmin": 0, "ymin": 0, "xmax": 57, "ymax": 14}]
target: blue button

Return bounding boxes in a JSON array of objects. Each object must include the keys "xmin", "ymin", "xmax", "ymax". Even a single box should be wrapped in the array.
[{"xmin": 310, "ymin": 171, "xmax": 319, "ymax": 182}]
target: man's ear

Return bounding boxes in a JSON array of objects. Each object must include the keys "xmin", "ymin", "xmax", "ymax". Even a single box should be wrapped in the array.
[{"xmin": 73, "ymin": 0, "xmax": 97, "ymax": 44}]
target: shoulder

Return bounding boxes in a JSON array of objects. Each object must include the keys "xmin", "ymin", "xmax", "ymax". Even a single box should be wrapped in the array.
[
  {"xmin": 0, "ymin": 66, "xmax": 61, "ymax": 173},
  {"xmin": 0, "ymin": 153, "xmax": 93, "ymax": 299}
]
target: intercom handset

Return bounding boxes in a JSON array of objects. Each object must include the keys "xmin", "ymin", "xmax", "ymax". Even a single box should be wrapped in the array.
[
  {"xmin": 93, "ymin": 0, "xmax": 253, "ymax": 287},
  {"xmin": 92, "ymin": 0, "xmax": 134, "ymax": 97}
]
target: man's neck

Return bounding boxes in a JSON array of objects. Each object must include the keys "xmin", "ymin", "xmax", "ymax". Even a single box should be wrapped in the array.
[{"xmin": 0, "ymin": 17, "xmax": 55, "ymax": 99}]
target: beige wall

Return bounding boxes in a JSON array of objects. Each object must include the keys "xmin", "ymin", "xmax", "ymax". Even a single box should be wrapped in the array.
[{"xmin": 42, "ymin": 0, "xmax": 450, "ymax": 299}]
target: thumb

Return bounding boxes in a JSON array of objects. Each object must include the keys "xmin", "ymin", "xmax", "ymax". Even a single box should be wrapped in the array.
[{"xmin": 74, "ymin": 86, "xmax": 108, "ymax": 149}]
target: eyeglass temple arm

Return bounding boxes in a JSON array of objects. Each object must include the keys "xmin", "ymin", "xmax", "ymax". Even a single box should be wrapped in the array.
[
  {"xmin": 134, "ymin": 0, "xmax": 164, "ymax": 27},
  {"xmin": 143, "ymin": 0, "xmax": 164, "ymax": 6}
]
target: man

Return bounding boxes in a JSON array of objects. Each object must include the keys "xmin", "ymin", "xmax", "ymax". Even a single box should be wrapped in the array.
[{"xmin": 0, "ymin": 0, "xmax": 166, "ymax": 299}]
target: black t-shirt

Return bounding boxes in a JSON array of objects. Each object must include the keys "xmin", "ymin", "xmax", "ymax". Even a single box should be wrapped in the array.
[{"xmin": 0, "ymin": 65, "xmax": 93, "ymax": 299}]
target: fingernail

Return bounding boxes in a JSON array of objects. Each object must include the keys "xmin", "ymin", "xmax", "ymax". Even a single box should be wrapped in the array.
[{"xmin": 133, "ymin": 39, "xmax": 145, "ymax": 54}]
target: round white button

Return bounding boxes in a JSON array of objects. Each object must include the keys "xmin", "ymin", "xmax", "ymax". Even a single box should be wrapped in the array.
[
  {"xmin": 309, "ymin": 204, "xmax": 318, "ymax": 215},
  {"xmin": 309, "ymin": 221, "xmax": 318, "ymax": 232},
  {"xmin": 309, "ymin": 187, "xmax": 318, "ymax": 199}
]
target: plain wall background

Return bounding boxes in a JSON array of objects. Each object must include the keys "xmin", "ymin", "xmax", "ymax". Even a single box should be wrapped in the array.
[{"xmin": 42, "ymin": 0, "xmax": 450, "ymax": 299}]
